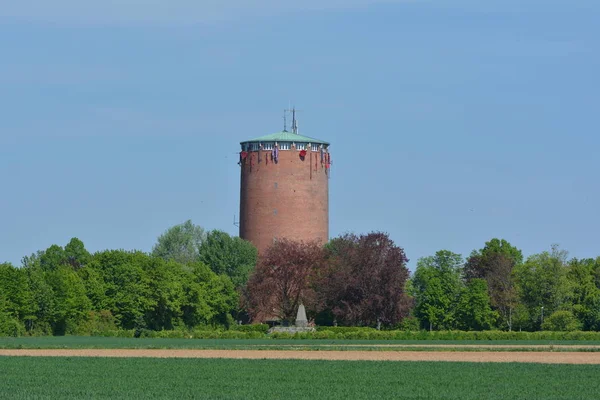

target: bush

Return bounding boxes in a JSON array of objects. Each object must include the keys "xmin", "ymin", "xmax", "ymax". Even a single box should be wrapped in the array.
[
  {"xmin": 269, "ymin": 331, "xmax": 293, "ymax": 339},
  {"xmin": 394, "ymin": 317, "xmax": 421, "ymax": 331},
  {"xmin": 271, "ymin": 329, "xmax": 600, "ymax": 341},
  {"xmin": 542, "ymin": 311, "xmax": 582, "ymax": 332},
  {"xmin": 0, "ymin": 313, "xmax": 25, "ymax": 337},
  {"xmin": 70, "ymin": 310, "xmax": 119, "ymax": 336},
  {"xmin": 219, "ymin": 330, "xmax": 264, "ymax": 339},
  {"xmin": 142, "ymin": 330, "xmax": 188, "ymax": 339},
  {"xmin": 135, "ymin": 329, "xmax": 267, "ymax": 339},
  {"xmin": 315, "ymin": 326, "xmax": 377, "ymax": 333},
  {"xmin": 26, "ymin": 321, "xmax": 53, "ymax": 337},
  {"xmin": 229, "ymin": 324, "xmax": 270, "ymax": 334},
  {"xmin": 77, "ymin": 328, "xmax": 600, "ymax": 341}
]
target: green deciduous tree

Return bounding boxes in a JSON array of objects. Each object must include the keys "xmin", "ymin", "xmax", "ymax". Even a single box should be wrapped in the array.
[
  {"xmin": 199, "ymin": 230, "xmax": 258, "ymax": 288},
  {"xmin": 0, "ymin": 301, "xmax": 25, "ymax": 337},
  {"xmin": 89, "ymin": 249, "xmax": 238, "ymax": 331},
  {"xmin": 39, "ymin": 245, "xmax": 67, "ymax": 272},
  {"xmin": 90, "ymin": 250, "xmax": 157, "ymax": 329},
  {"xmin": 152, "ymin": 220, "xmax": 206, "ymax": 265},
  {"xmin": 593, "ymin": 257, "xmax": 600, "ymax": 288},
  {"xmin": 542, "ymin": 310, "xmax": 582, "ymax": 331},
  {"xmin": 514, "ymin": 245, "xmax": 572, "ymax": 331},
  {"xmin": 567, "ymin": 258, "xmax": 600, "ymax": 330},
  {"xmin": 44, "ymin": 265, "xmax": 93, "ymax": 334},
  {"xmin": 64, "ymin": 238, "xmax": 91, "ymax": 270},
  {"xmin": 23, "ymin": 262, "xmax": 55, "ymax": 335},
  {"xmin": 464, "ymin": 238, "xmax": 523, "ymax": 331},
  {"xmin": 181, "ymin": 262, "xmax": 238, "ymax": 328},
  {"xmin": 0, "ymin": 263, "xmax": 31, "ymax": 336},
  {"xmin": 4, "ymin": 236, "xmax": 241, "ymax": 335},
  {"xmin": 0, "ymin": 263, "xmax": 36, "ymax": 325},
  {"xmin": 410, "ymin": 250, "xmax": 463, "ymax": 330},
  {"xmin": 455, "ymin": 279, "xmax": 498, "ymax": 331}
]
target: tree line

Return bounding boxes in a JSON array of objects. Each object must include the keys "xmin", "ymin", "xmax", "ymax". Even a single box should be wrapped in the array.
[{"xmin": 1, "ymin": 220, "xmax": 599, "ymax": 336}]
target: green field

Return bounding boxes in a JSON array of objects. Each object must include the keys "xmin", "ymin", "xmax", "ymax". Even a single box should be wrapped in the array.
[
  {"xmin": 1, "ymin": 336, "xmax": 600, "ymax": 351},
  {"xmin": 1, "ymin": 357, "xmax": 598, "ymax": 399}
]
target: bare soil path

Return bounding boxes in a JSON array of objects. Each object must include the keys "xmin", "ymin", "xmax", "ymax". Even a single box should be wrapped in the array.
[
  {"xmin": 267, "ymin": 344, "xmax": 600, "ymax": 349},
  {"xmin": 2, "ymin": 349, "xmax": 600, "ymax": 364}
]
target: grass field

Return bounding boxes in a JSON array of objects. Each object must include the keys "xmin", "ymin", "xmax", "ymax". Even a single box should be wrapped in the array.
[
  {"xmin": 1, "ymin": 357, "xmax": 599, "ymax": 399},
  {"xmin": 2, "ymin": 336, "xmax": 600, "ymax": 351}
]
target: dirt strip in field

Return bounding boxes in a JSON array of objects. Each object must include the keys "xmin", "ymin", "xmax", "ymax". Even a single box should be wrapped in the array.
[
  {"xmin": 1, "ymin": 349, "xmax": 600, "ymax": 364},
  {"xmin": 264, "ymin": 344, "xmax": 600, "ymax": 349}
]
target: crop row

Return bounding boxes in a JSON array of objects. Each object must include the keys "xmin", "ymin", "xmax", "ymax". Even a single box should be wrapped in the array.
[{"xmin": 2, "ymin": 357, "xmax": 600, "ymax": 399}]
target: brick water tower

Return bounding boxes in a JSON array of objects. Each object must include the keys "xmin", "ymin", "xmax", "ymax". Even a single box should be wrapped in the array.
[{"xmin": 238, "ymin": 110, "xmax": 332, "ymax": 254}]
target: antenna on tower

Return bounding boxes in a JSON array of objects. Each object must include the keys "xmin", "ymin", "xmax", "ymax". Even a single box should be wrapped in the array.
[
  {"xmin": 283, "ymin": 109, "xmax": 288, "ymax": 132},
  {"xmin": 284, "ymin": 106, "xmax": 300, "ymax": 134},
  {"xmin": 292, "ymin": 107, "xmax": 298, "ymax": 134}
]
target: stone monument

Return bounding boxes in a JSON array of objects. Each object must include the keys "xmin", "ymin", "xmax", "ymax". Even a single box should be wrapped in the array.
[
  {"xmin": 268, "ymin": 304, "xmax": 316, "ymax": 334},
  {"xmin": 295, "ymin": 304, "xmax": 308, "ymax": 328}
]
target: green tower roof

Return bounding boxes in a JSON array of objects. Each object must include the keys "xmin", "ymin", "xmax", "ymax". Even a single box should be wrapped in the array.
[{"xmin": 241, "ymin": 131, "xmax": 329, "ymax": 146}]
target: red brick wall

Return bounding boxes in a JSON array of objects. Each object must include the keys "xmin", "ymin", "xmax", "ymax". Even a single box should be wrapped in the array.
[{"xmin": 239, "ymin": 145, "xmax": 330, "ymax": 255}]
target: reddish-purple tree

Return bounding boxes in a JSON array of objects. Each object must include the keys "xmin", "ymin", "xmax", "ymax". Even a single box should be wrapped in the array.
[
  {"xmin": 245, "ymin": 239, "xmax": 324, "ymax": 324},
  {"xmin": 316, "ymin": 232, "xmax": 411, "ymax": 328}
]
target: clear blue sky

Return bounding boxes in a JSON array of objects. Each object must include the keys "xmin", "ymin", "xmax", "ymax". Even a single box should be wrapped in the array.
[{"xmin": 1, "ymin": 0, "xmax": 598, "ymax": 269}]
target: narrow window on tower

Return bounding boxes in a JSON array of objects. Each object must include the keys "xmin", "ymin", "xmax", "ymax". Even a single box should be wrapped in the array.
[
  {"xmin": 263, "ymin": 142, "xmax": 274, "ymax": 151},
  {"xmin": 311, "ymin": 144, "xmax": 319, "ymax": 152},
  {"xmin": 296, "ymin": 143, "xmax": 306, "ymax": 150},
  {"xmin": 279, "ymin": 143, "xmax": 290, "ymax": 150}
]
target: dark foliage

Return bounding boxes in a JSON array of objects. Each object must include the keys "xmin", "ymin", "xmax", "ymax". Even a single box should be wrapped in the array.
[
  {"xmin": 246, "ymin": 239, "xmax": 323, "ymax": 324},
  {"xmin": 464, "ymin": 239, "xmax": 521, "ymax": 330},
  {"xmin": 316, "ymin": 232, "xmax": 411, "ymax": 328}
]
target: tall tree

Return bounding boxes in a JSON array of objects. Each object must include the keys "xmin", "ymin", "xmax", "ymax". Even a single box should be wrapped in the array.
[
  {"xmin": 246, "ymin": 239, "xmax": 324, "ymax": 324},
  {"xmin": 514, "ymin": 244, "xmax": 572, "ymax": 330},
  {"xmin": 0, "ymin": 297, "xmax": 24, "ymax": 336},
  {"xmin": 317, "ymin": 232, "xmax": 411, "ymax": 328},
  {"xmin": 39, "ymin": 245, "xmax": 67, "ymax": 272},
  {"xmin": 64, "ymin": 238, "xmax": 91, "ymax": 270},
  {"xmin": 198, "ymin": 230, "xmax": 258, "ymax": 288},
  {"xmin": 181, "ymin": 262, "xmax": 238, "ymax": 328},
  {"xmin": 455, "ymin": 279, "xmax": 497, "ymax": 331},
  {"xmin": 152, "ymin": 220, "xmax": 206, "ymax": 265},
  {"xmin": 464, "ymin": 239, "xmax": 522, "ymax": 279},
  {"xmin": 593, "ymin": 257, "xmax": 600, "ymax": 288},
  {"xmin": 567, "ymin": 258, "xmax": 600, "ymax": 330},
  {"xmin": 0, "ymin": 263, "xmax": 34, "ymax": 334},
  {"xmin": 22, "ymin": 255, "xmax": 56, "ymax": 335},
  {"xmin": 44, "ymin": 265, "xmax": 93, "ymax": 335},
  {"xmin": 89, "ymin": 249, "xmax": 238, "ymax": 330},
  {"xmin": 410, "ymin": 250, "xmax": 463, "ymax": 330},
  {"xmin": 22, "ymin": 242, "xmax": 94, "ymax": 334},
  {"xmin": 464, "ymin": 239, "xmax": 522, "ymax": 331}
]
